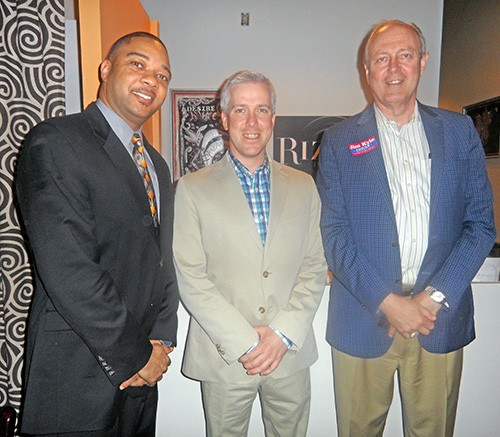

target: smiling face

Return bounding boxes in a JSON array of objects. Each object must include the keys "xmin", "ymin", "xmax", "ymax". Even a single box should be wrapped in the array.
[
  {"xmin": 99, "ymin": 36, "xmax": 171, "ymax": 130},
  {"xmin": 365, "ymin": 23, "xmax": 428, "ymax": 124},
  {"xmin": 221, "ymin": 82, "xmax": 275, "ymax": 173}
]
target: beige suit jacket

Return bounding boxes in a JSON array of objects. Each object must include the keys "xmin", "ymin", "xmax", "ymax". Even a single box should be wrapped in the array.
[{"xmin": 173, "ymin": 155, "xmax": 327, "ymax": 383}]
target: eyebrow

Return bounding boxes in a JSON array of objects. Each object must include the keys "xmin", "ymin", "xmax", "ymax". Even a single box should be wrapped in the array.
[{"xmin": 125, "ymin": 51, "xmax": 172, "ymax": 78}]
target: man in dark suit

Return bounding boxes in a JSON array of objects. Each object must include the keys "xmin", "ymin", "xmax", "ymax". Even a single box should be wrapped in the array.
[
  {"xmin": 317, "ymin": 20, "xmax": 495, "ymax": 436},
  {"xmin": 17, "ymin": 32, "xmax": 178, "ymax": 436}
]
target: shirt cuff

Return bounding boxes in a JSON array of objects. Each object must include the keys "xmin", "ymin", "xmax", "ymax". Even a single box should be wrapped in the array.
[
  {"xmin": 269, "ymin": 326, "xmax": 293, "ymax": 349},
  {"xmin": 159, "ymin": 340, "xmax": 174, "ymax": 347}
]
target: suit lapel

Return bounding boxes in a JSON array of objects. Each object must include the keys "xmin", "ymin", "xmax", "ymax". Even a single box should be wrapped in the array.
[
  {"xmin": 266, "ymin": 161, "xmax": 288, "ymax": 248},
  {"xmin": 218, "ymin": 156, "xmax": 264, "ymax": 251},
  {"xmin": 419, "ymin": 103, "xmax": 444, "ymax": 232},
  {"xmin": 414, "ymin": 103, "xmax": 444, "ymax": 289},
  {"xmin": 146, "ymin": 139, "xmax": 168, "ymax": 246},
  {"xmin": 84, "ymin": 104, "xmax": 160, "ymax": 244},
  {"xmin": 356, "ymin": 106, "xmax": 397, "ymax": 228}
]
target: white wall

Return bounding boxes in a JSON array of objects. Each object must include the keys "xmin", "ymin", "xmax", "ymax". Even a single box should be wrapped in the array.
[
  {"xmin": 157, "ymin": 283, "xmax": 500, "ymax": 436},
  {"xmin": 141, "ymin": 0, "xmax": 444, "ymax": 167}
]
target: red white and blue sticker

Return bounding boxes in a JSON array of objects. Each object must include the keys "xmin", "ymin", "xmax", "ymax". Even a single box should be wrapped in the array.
[{"xmin": 349, "ymin": 136, "xmax": 378, "ymax": 156}]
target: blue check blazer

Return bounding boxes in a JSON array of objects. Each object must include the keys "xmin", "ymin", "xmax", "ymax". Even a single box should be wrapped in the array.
[{"xmin": 317, "ymin": 103, "xmax": 495, "ymax": 358}]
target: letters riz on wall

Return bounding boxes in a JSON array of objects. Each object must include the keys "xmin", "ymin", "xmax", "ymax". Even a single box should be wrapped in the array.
[{"xmin": 273, "ymin": 116, "xmax": 347, "ymax": 178}]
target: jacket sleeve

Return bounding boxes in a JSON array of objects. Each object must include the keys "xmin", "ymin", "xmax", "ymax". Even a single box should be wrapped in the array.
[{"xmin": 426, "ymin": 116, "xmax": 496, "ymax": 300}]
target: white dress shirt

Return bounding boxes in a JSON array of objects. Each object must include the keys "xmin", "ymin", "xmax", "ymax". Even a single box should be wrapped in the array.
[{"xmin": 375, "ymin": 104, "xmax": 431, "ymax": 290}]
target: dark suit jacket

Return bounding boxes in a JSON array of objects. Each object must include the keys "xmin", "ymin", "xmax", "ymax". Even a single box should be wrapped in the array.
[
  {"xmin": 16, "ymin": 103, "xmax": 179, "ymax": 433},
  {"xmin": 317, "ymin": 103, "xmax": 495, "ymax": 359}
]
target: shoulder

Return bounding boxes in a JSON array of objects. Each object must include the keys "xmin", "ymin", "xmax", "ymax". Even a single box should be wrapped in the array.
[
  {"xmin": 419, "ymin": 103, "xmax": 472, "ymax": 129},
  {"xmin": 23, "ymin": 114, "xmax": 84, "ymax": 158},
  {"xmin": 176, "ymin": 157, "xmax": 228, "ymax": 196},
  {"xmin": 272, "ymin": 160, "xmax": 313, "ymax": 181},
  {"xmin": 323, "ymin": 106, "xmax": 373, "ymax": 137},
  {"xmin": 180, "ymin": 156, "xmax": 227, "ymax": 183},
  {"xmin": 320, "ymin": 107, "xmax": 376, "ymax": 155},
  {"xmin": 28, "ymin": 112, "xmax": 84, "ymax": 137},
  {"xmin": 26, "ymin": 104, "xmax": 103, "ymax": 147},
  {"xmin": 271, "ymin": 160, "xmax": 317, "ymax": 195}
]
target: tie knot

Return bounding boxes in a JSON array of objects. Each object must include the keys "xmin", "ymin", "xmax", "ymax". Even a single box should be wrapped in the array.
[{"xmin": 132, "ymin": 133, "xmax": 142, "ymax": 147}]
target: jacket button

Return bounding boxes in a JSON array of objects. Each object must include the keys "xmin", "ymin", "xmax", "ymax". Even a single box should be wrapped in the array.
[
  {"xmin": 258, "ymin": 307, "xmax": 265, "ymax": 314},
  {"xmin": 263, "ymin": 271, "xmax": 269, "ymax": 278}
]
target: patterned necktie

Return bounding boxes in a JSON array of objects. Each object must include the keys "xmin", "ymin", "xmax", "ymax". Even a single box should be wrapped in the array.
[{"xmin": 132, "ymin": 133, "xmax": 159, "ymax": 226}]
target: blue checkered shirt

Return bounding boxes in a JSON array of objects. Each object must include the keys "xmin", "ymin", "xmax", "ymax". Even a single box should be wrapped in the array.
[{"xmin": 228, "ymin": 151, "xmax": 270, "ymax": 246}]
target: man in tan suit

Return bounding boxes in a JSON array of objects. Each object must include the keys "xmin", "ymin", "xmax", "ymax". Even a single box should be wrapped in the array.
[{"xmin": 173, "ymin": 70, "xmax": 327, "ymax": 436}]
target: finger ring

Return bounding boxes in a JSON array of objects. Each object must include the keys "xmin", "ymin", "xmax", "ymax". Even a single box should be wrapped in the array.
[{"xmin": 410, "ymin": 332, "xmax": 418, "ymax": 338}]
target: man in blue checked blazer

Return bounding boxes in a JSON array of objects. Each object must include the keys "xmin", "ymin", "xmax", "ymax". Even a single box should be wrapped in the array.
[{"xmin": 317, "ymin": 20, "xmax": 495, "ymax": 437}]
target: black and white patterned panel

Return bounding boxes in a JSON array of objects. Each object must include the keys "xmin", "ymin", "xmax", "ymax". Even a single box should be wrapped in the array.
[{"xmin": 0, "ymin": 0, "xmax": 65, "ymax": 413}]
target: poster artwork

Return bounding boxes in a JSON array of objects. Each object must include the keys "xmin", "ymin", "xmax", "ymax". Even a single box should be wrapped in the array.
[
  {"xmin": 463, "ymin": 96, "xmax": 500, "ymax": 158},
  {"xmin": 171, "ymin": 90, "xmax": 228, "ymax": 180}
]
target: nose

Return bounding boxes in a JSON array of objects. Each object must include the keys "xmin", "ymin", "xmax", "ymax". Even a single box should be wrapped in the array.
[
  {"xmin": 388, "ymin": 57, "xmax": 400, "ymax": 72},
  {"xmin": 246, "ymin": 111, "xmax": 257, "ymax": 127},
  {"xmin": 141, "ymin": 71, "xmax": 158, "ymax": 87}
]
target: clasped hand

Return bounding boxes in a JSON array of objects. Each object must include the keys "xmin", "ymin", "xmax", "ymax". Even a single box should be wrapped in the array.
[
  {"xmin": 239, "ymin": 326, "xmax": 288, "ymax": 376},
  {"xmin": 119, "ymin": 340, "xmax": 173, "ymax": 390},
  {"xmin": 379, "ymin": 292, "xmax": 441, "ymax": 339}
]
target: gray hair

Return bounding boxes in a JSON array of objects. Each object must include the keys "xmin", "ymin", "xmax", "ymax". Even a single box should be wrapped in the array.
[
  {"xmin": 219, "ymin": 70, "xmax": 276, "ymax": 114},
  {"xmin": 364, "ymin": 20, "xmax": 427, "ymax": 67}
]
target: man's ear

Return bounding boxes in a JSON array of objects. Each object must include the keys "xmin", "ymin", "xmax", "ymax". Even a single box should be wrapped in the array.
[
  {"xmin": 221, "ymin": 111, "xmax": 229, "ymax": 131},
  {"xmin": 420, "ymin": 52, "xmax": 429, "ymax": 76},
  {"xmin": 99, "ymin": 59, "xmax": 111, "ymax": 82},
  {"xmin": 364, "ymin": 63, "xmax": 370, "ymax": 84}
]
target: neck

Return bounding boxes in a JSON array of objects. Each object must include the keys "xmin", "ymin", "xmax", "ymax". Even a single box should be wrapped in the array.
[
  {"xmin": 230, "ymin": 152, "xmax": 266, "ymax": 175},
  {"xmin": 375, "ymin": 100, "xmax": 416, "ymax": 128}
]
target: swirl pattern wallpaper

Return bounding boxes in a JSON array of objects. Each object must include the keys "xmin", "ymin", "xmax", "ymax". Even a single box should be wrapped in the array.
[{"xmin": 0, "ymin": 0, "xmax": 65, "ymax": 414}]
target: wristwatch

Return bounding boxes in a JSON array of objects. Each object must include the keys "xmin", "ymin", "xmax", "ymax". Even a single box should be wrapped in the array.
[{"xmin": 425, "ymin": 286, "xmax": 449, "ymax": 309}]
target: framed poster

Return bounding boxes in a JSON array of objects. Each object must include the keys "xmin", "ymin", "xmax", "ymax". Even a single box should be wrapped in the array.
[
  {"xmin": 171, "ymin": 90, "xmax": 227, "ymax": 180},
  {"xmin": 463, "ymin": 96, "xmax": 500, "ymax": 158}
]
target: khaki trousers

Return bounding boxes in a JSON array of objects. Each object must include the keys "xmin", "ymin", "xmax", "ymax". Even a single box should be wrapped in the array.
[
  {"xmin": 332, "ymin": 334, "xmax": 463, "ymax": 437},
  {"xmin": 201, "ymin": 368, "xmax": 311, "ymax": 437}
]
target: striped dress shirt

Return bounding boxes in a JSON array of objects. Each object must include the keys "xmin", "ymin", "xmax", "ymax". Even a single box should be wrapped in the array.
[{"xmin": 375, "ymin": 104, "xmax": 431, "ymax": 291}]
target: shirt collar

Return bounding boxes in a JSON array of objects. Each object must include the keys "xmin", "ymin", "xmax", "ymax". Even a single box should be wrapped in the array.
[
  {"xmin": 227, "ymin": 150, "xmax": 270, "ymax": 179},
  {"xmin": 374, "ymin": 101, "xmax": 421, "ymax": 130},
  {"xmin": 96, "ymin": 99, "xmax": 139, "ymax": 150}
]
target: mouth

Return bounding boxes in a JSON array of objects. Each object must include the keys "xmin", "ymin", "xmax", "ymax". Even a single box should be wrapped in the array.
[
  {"xmin": 243, "ymin": 133, "xmax": 259, "ymax": 139},
  {"xmin": 132, "ymin": 90, "xmax": 154, "ymax": 103},
  {"xmin": 386, "ymin": 79, "xmax": 403, "ymax": 85}
]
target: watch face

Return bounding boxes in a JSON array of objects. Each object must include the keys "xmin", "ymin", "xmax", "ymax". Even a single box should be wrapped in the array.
[{"xmin": 431, "ymin": 291, "xmax": 445, "ymax": 302}]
